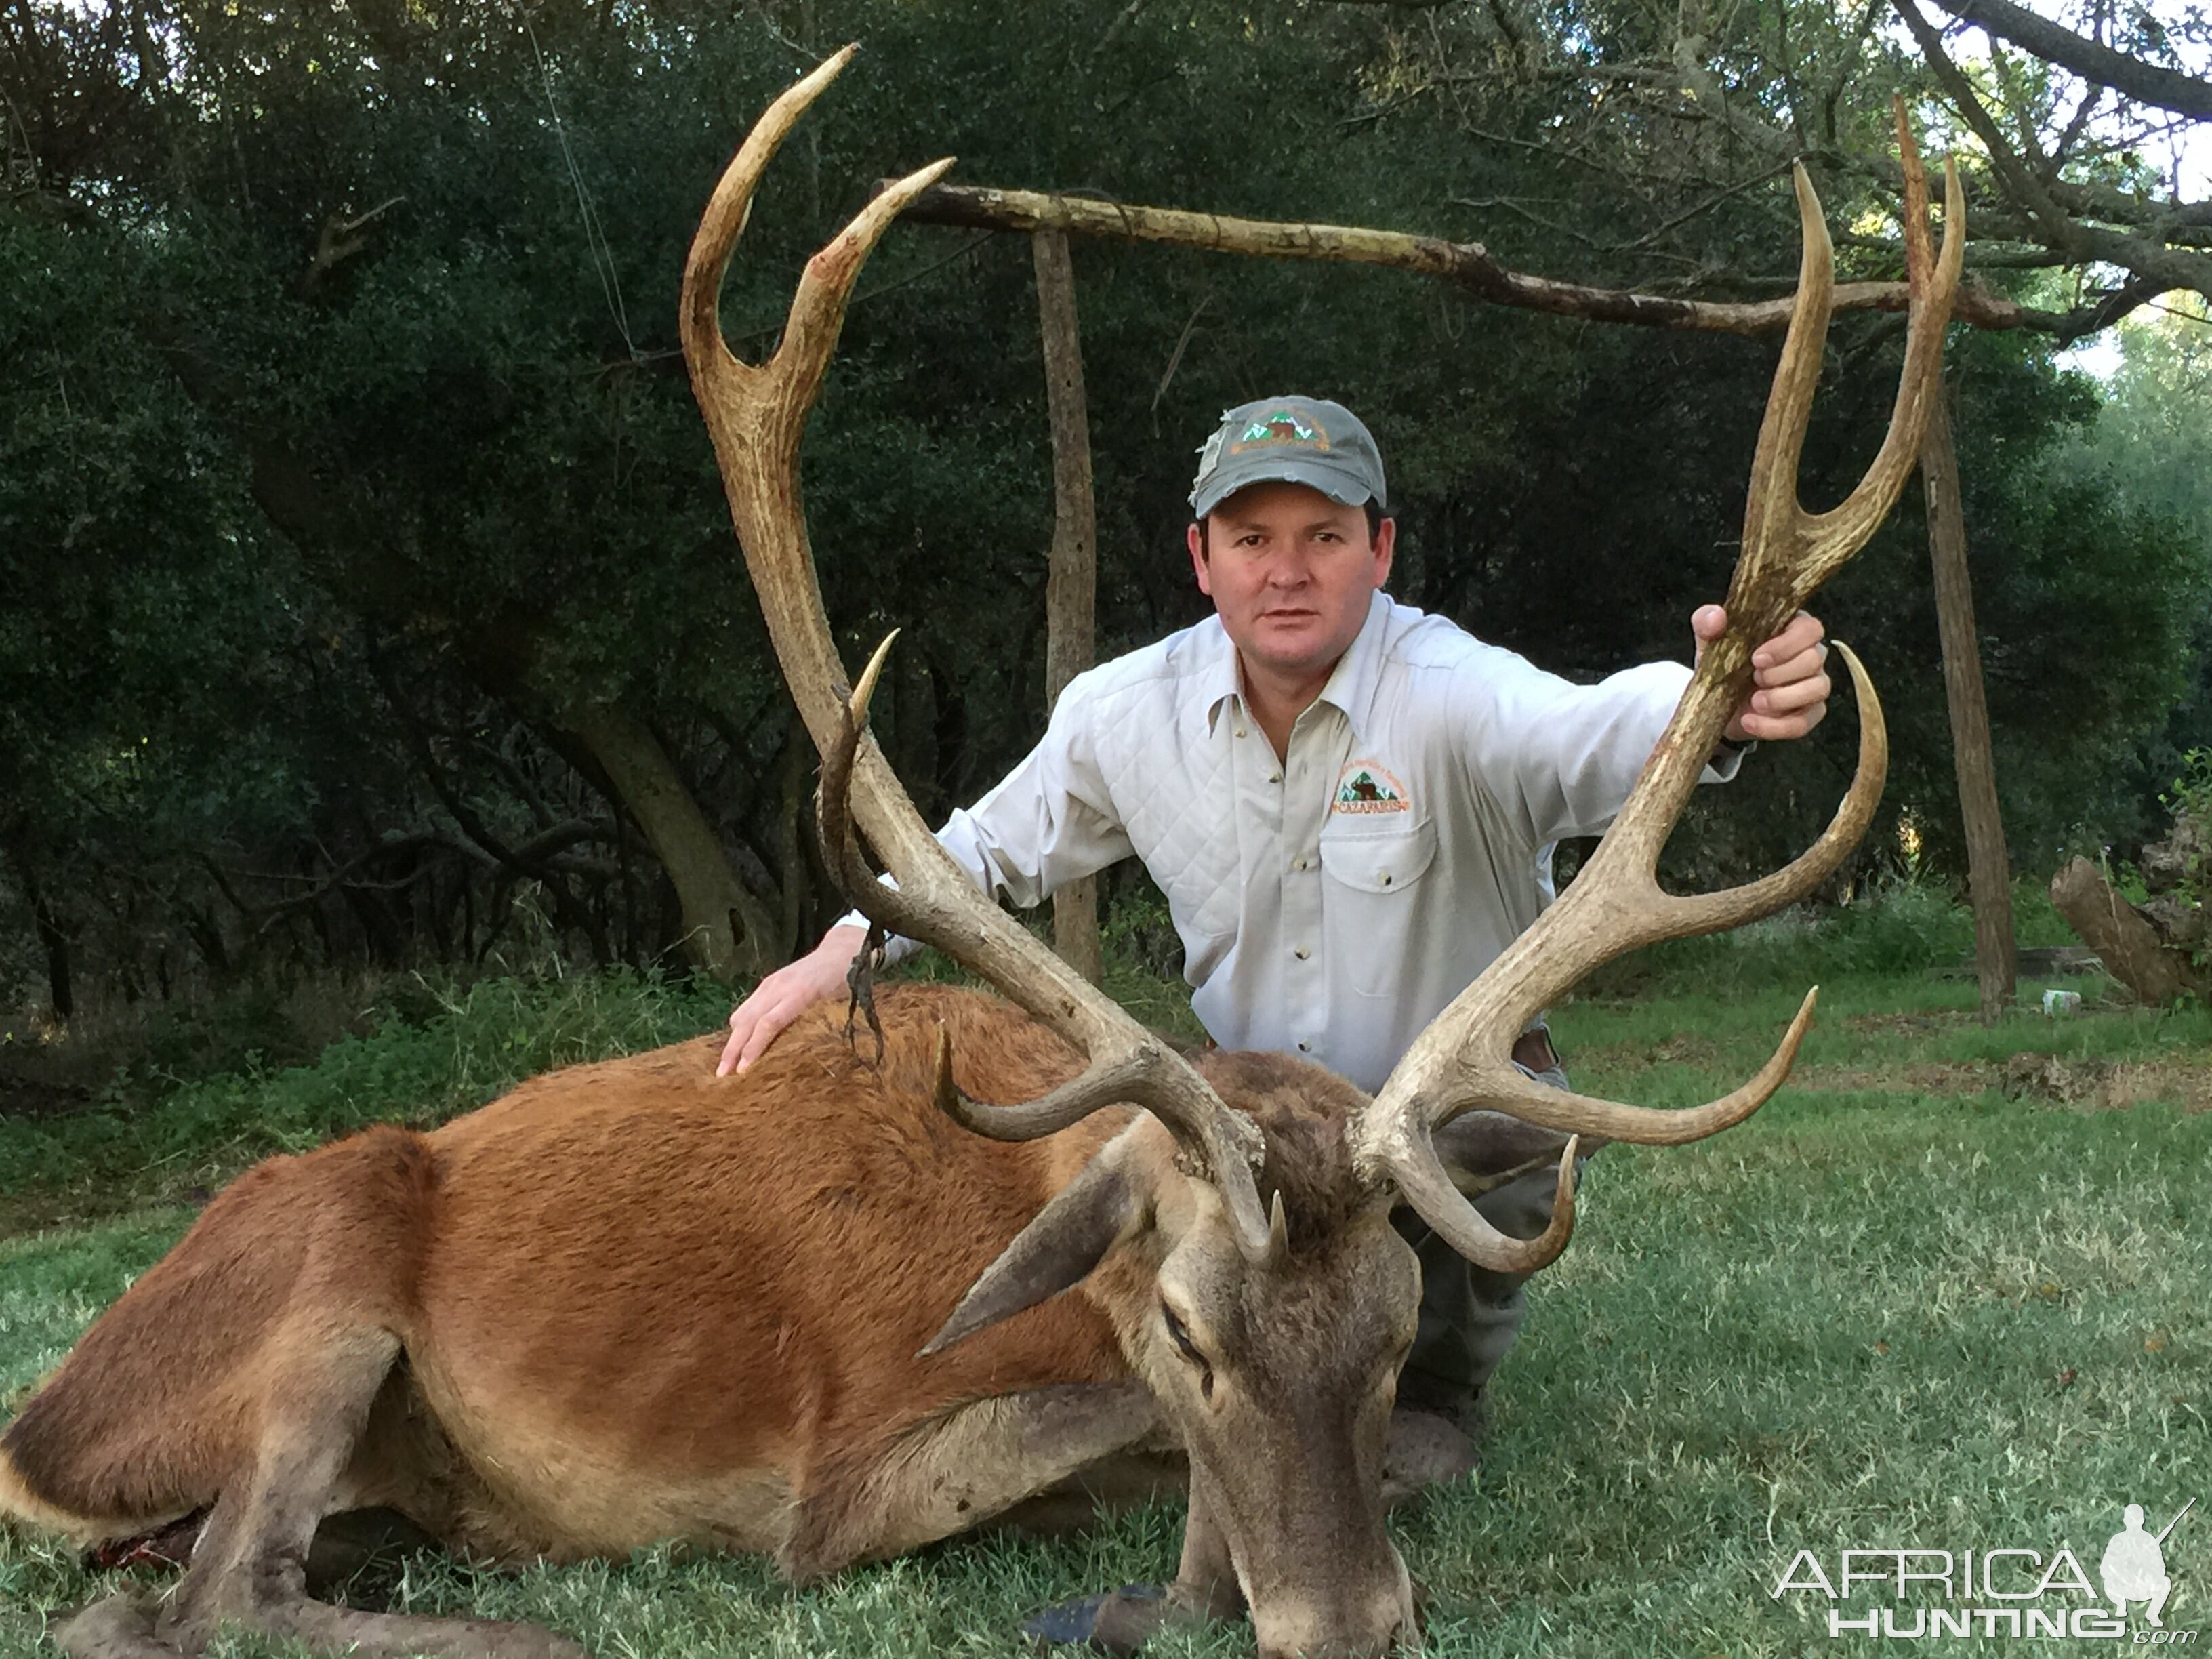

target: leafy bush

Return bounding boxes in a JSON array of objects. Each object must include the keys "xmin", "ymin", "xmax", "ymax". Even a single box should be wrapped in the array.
[
  {"xmin": 1588, "ymin": 875, "xmax": 1979, "ymax": 998},
  {"xmin": 2143, "ymin": 748, "xmax": 2211, "ymax": 970},
  {"xmin": 0, "ymin": 970, "xmax": 730, "ymax": 1212}
]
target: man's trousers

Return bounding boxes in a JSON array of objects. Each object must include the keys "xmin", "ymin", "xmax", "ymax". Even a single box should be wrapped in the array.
[{"xmin": 1394, "ymin": 1061, "xmax": 1582, "ymax": 1424}]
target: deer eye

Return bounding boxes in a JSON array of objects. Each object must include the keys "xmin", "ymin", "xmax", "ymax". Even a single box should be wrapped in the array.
[
  {"xmin": 1161, "ymin": 1303, "xmax": 1204, "ymax": 1365},
  {"xmin": 1162, "ymin": 1303, "xmax": 1217, "ymax": 1401}
]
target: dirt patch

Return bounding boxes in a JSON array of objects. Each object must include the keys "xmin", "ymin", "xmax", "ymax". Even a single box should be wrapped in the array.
[
  {"xmin": 1565, "ymin": 1031, "xmax": 1727, "ymax": 1078},
  {"xmin": 1996, "ymin": 1054, "xmax": 2212, "ymax": 1111},
  {"xmin": 1796, "ymin": 1061, "xmax": 1996, "ymax": 1095},
  {"xmin": 1842, "ymin": 1009, "xmax": 1982, "ymax": 1038},
  {"xmin": 1643, "ymin": 1032, "xmax": 1722, "ymax": 1067},
  {"xmin": 1797, "ymin": 1054, "xmax": 2212, "ymax": 1110}
]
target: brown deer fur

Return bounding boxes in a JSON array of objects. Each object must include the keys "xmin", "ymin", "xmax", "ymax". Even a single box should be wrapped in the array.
[
  {"xmin": 3, "ymin": 989, "xmax": 1130, "ymax": 1560},
  {"xmin": 1, "ymin": 985, "xmax": 1459, "ymax": 1658}
]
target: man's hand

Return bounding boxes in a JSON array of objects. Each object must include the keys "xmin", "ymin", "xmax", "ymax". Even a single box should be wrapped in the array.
[
  {"xmin": 1692, "ymin": 605, "xmax": 1830, "ymax": 743},
  {"xmin": 716, "ymin": 923, "xmax": 870, "ymax": 1077}
]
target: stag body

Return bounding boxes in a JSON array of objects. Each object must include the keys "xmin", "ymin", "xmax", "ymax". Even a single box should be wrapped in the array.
[{"xmin": 3, "ymin": 985, "xmax": 1460, "ymax": 1658}]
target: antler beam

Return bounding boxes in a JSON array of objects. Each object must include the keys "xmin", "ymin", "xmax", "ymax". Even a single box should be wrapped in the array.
[
  {"xmin": 680, "ymin": 51, "xmax": 1281, "ymax": 1267},
  {"xmin": 1355, "ymin": 119, "xmax": 1964, "ymax": 1266}
]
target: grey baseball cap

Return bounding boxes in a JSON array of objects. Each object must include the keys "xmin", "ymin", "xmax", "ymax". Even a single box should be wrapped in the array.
[{"xmin": 1188, "ymin": 395, "xmax": 1388, "ymax": 520}]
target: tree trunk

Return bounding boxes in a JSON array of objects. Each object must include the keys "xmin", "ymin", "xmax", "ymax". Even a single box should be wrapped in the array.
[
  {"xmin": 565, "ymin": 703, "xmax": 777, "ymax": 985},
  {"xmin": 2049, "ymin": 857, "xmax": 2209, "ymax": 1005},
  {"xmin": 32, "ymin": 886, "xmax": 73, "ymax": 1025},
  {"xmin": 1035, "ymin": 228, "xmax": 1103, "ymax": 987},
  {"xmin": 1921, "ymin": 388, "xmax": 2015, "ymax": 1024}
]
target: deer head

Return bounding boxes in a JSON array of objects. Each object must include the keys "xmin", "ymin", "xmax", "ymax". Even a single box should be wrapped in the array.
[{"xmin": 681, "ymin": 53, "xmax": 1959, "ymax": 1658}]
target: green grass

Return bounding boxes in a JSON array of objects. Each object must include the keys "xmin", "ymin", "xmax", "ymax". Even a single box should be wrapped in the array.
[{"xmin": 2, "ymin": 896, "xmax": 2208, "ymax": 1657}]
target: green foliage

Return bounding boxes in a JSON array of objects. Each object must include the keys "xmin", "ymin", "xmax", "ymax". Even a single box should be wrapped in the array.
[
  {"xmin": 2154, "ymin": 747, "xmax": 2211, "ymax": 968},
  {"xmin": 2068, "ymin": 295, "xmax": 2212, "ymax": 529},
  {"xmin": 1590, "ymin": 874, "xmax": 1974, "ymax": 998},
  {"xmin": 2044, "ymin": 296, "xmax": 2212, "ymax": 854},
  {"xmin": 3, "ymin": 0, "xmax": 2207, "ymax": 1015},
  {"xmin": 0, "ymin": 970, "xmax": 729, "ymax": 1218},
  {"xmin": 1591, "ymin": 870, "xmax": 2118, "ymax": 1002}
]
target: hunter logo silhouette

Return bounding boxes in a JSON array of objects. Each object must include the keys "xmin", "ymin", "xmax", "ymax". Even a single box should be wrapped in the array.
[
  {"xmin": 2103, "ymin": 1499, "xmax": 2192, "ymax": 1627},
  {"xmin": 1332, "ymin": 762, "xmax": 1409, "ymax": 815}
]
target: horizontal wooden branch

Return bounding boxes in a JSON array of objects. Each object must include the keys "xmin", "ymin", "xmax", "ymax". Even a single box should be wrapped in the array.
[
  {"xmin": 1929, "ymin": 0, "xmax": 2212, "ymax": 121},
  {"xmin": 890, "ymin": 180, "xmax": 2041, "ymax": 335}
]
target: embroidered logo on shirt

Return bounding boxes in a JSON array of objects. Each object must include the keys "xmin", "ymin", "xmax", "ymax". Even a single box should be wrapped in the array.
[
  {"xmin": 1229, "ymin": 408, "xmax": 1330, "ymax": 453},
  {"xmin": 1332, "ymin": 761, "xmax": 1410, "ymax": 815}
]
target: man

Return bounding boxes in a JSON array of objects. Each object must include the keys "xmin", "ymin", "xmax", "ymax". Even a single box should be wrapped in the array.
[{"xmin": 720, "ymin": 394, "xmax": 1831, "ymax": 1428}]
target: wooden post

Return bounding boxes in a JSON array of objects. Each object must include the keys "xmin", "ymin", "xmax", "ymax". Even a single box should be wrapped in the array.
[
  {"xmin": 1921, "ymin": 386, "xmax": 2015, "ymax": 1023},
  {"xmin": 1033, "ymin": 228, "xmax": 1103, "ymax": 985}
]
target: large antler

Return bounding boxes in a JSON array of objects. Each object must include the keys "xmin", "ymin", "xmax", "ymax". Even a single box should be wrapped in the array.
[
  {"xmin": 680, "ymin": 50, "xmax": 1283, "ymax": 1265},
  {"xmin": 1352, "ymin": 117, "xmax": 1965, "ymax": 1269}
]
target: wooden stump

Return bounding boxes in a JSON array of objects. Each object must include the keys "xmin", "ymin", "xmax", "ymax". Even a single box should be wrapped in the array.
[{"xmin": 2048, "ymin": 857, "xmax": 2209, "ymax": 1005}]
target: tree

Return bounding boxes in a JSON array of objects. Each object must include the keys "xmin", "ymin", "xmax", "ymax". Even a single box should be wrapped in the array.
[
  {"xmin": 1, "ymin": 0, "xmax": 2203, "ymax": 1017},
  {"xmin": 1898, "ymin": 0, "xmax": 2212, "ymax": 327}
]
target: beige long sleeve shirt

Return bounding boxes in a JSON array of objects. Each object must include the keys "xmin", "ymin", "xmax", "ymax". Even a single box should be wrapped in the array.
[{"xmin": 852, "ymin": 592, "xmax": 1736, "ymax": 1093}]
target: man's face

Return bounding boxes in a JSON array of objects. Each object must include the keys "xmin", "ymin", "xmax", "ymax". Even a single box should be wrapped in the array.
[{"xmin": 1187, "ymin": 482, "xmax": 1395, "ymax": 682}]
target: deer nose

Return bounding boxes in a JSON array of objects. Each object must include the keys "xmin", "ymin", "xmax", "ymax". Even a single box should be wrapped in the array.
[
  {"xmin": 1254, "ymin": 1626, "xmax": 1408, "ymax": 1659},
  {"xmin": 1252, "ymin": 1599, "xmax": 1414, "ymax": 1658}
]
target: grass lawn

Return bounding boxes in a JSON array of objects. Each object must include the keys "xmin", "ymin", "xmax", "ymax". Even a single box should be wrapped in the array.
[{"xmin": 1, "ymin": 932, "xmax": 2207, "ymax": 1657}]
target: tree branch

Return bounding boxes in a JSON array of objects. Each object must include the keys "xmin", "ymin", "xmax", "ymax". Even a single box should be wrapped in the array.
[
  {"xmin": 1897, "ymin": 0, "xmax": 2212, "ymax": 308},
  {"xmin": 1929, "ymin": 0, "xmax": 2212, "ymax": 120},
  {"xmin": 890, "ymin": 178, "xmax": 2044, "ymax": 335},
  {"xmin": 1896, "ymin": 0, "xmax": 2083, "ymax": 253}
]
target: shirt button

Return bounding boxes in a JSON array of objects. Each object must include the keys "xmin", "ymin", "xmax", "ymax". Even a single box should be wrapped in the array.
[
  {"xmin": 1269, "ymin": 772, "xmax": 1282, "ymax": 784},
  {"xmin": 1379, "ymin": 872, "xmax": 1393, "ymax": 886},
  {"xmin": 1234, "ymin": 726, "xmax": 1248, "ymax": 739},
  {"xmin": 1294, "ymin": 947, "xmax": 1310, "ymax": 960},
  {"xmin": 1297, "ymin": 1040, "xmax": 1311, "ymax": 1052}
]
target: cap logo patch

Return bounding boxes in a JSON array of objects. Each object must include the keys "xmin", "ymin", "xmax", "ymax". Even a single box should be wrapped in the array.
[
  {"xmin": 1332, "ymin": 761, "xmax": 1410, "ymax": 815},
  {"xmin": 1228, "ymin": 407, "xmax": 1330, "ymax": 455}
]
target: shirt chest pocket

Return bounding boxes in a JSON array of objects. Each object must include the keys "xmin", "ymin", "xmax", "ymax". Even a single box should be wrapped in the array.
[{"xmin": 1317, "ymin": 815, "xmax": 1439, "ymax": 995}]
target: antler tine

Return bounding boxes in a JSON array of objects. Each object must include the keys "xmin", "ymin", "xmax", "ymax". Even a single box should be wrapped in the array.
[
  {"xmin": 1793, "ymin": 157, "xmax": 1963, "ymax": 583},
  {"xmin": 681, "ymin": 56, "xmax": 1279, "ymax": 1266},
  {"xmin": 1354, "ymin": 143, "xmax": 1961, "ymax": 1270},
  {"xmin": 1397, "ymin": 1134, "xmax": 1582, "ymax": 1275},
  {"xmin": 819, "ymin": 634, "xmax": 1273, "ymax": 1224}
]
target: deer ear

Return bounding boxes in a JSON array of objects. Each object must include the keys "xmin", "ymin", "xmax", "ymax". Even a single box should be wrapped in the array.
[
  {"xmin": 921, "ymin": 1141, "xmax": 1148, "ymax": 1356},
  {"xmin": 1424, "ymin": 1112, "xmax": 1587, "ymax": 1198}
]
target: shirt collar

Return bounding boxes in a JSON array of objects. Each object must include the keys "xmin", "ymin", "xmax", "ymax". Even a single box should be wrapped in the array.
[
  {"xmin": 1189, "ymin": 591, "xmax": 1395, "ymax": 746},
  {"xmin": 1188, "ymin": 617, "xmax": 1244, "ymax": 743},
  {"xmin": 1309, "ymin": 591, "xmax": 1393, "ymax": 747}
]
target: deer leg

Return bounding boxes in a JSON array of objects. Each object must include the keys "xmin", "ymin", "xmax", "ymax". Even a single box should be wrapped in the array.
[
  {"xmin": 1168, "ymin": 1481, "xmax": 1246, "ymax": 1620},
  {"xmin": 58, "ymin": 1327, "xmax": 587, "ymax": 1659},
  {"xmin": 783, "ymin": 1378, "xmax": 1161, "ymax": 1576},
  {"xmin": 1017, "ymin": 1475, "xmax": 1247, "ymax": 1656}
]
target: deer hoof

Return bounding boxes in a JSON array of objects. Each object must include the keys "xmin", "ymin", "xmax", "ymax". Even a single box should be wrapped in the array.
[{"xmin": 54, "ymin": 1591, "xmax": 184, "ymax": 1658}]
